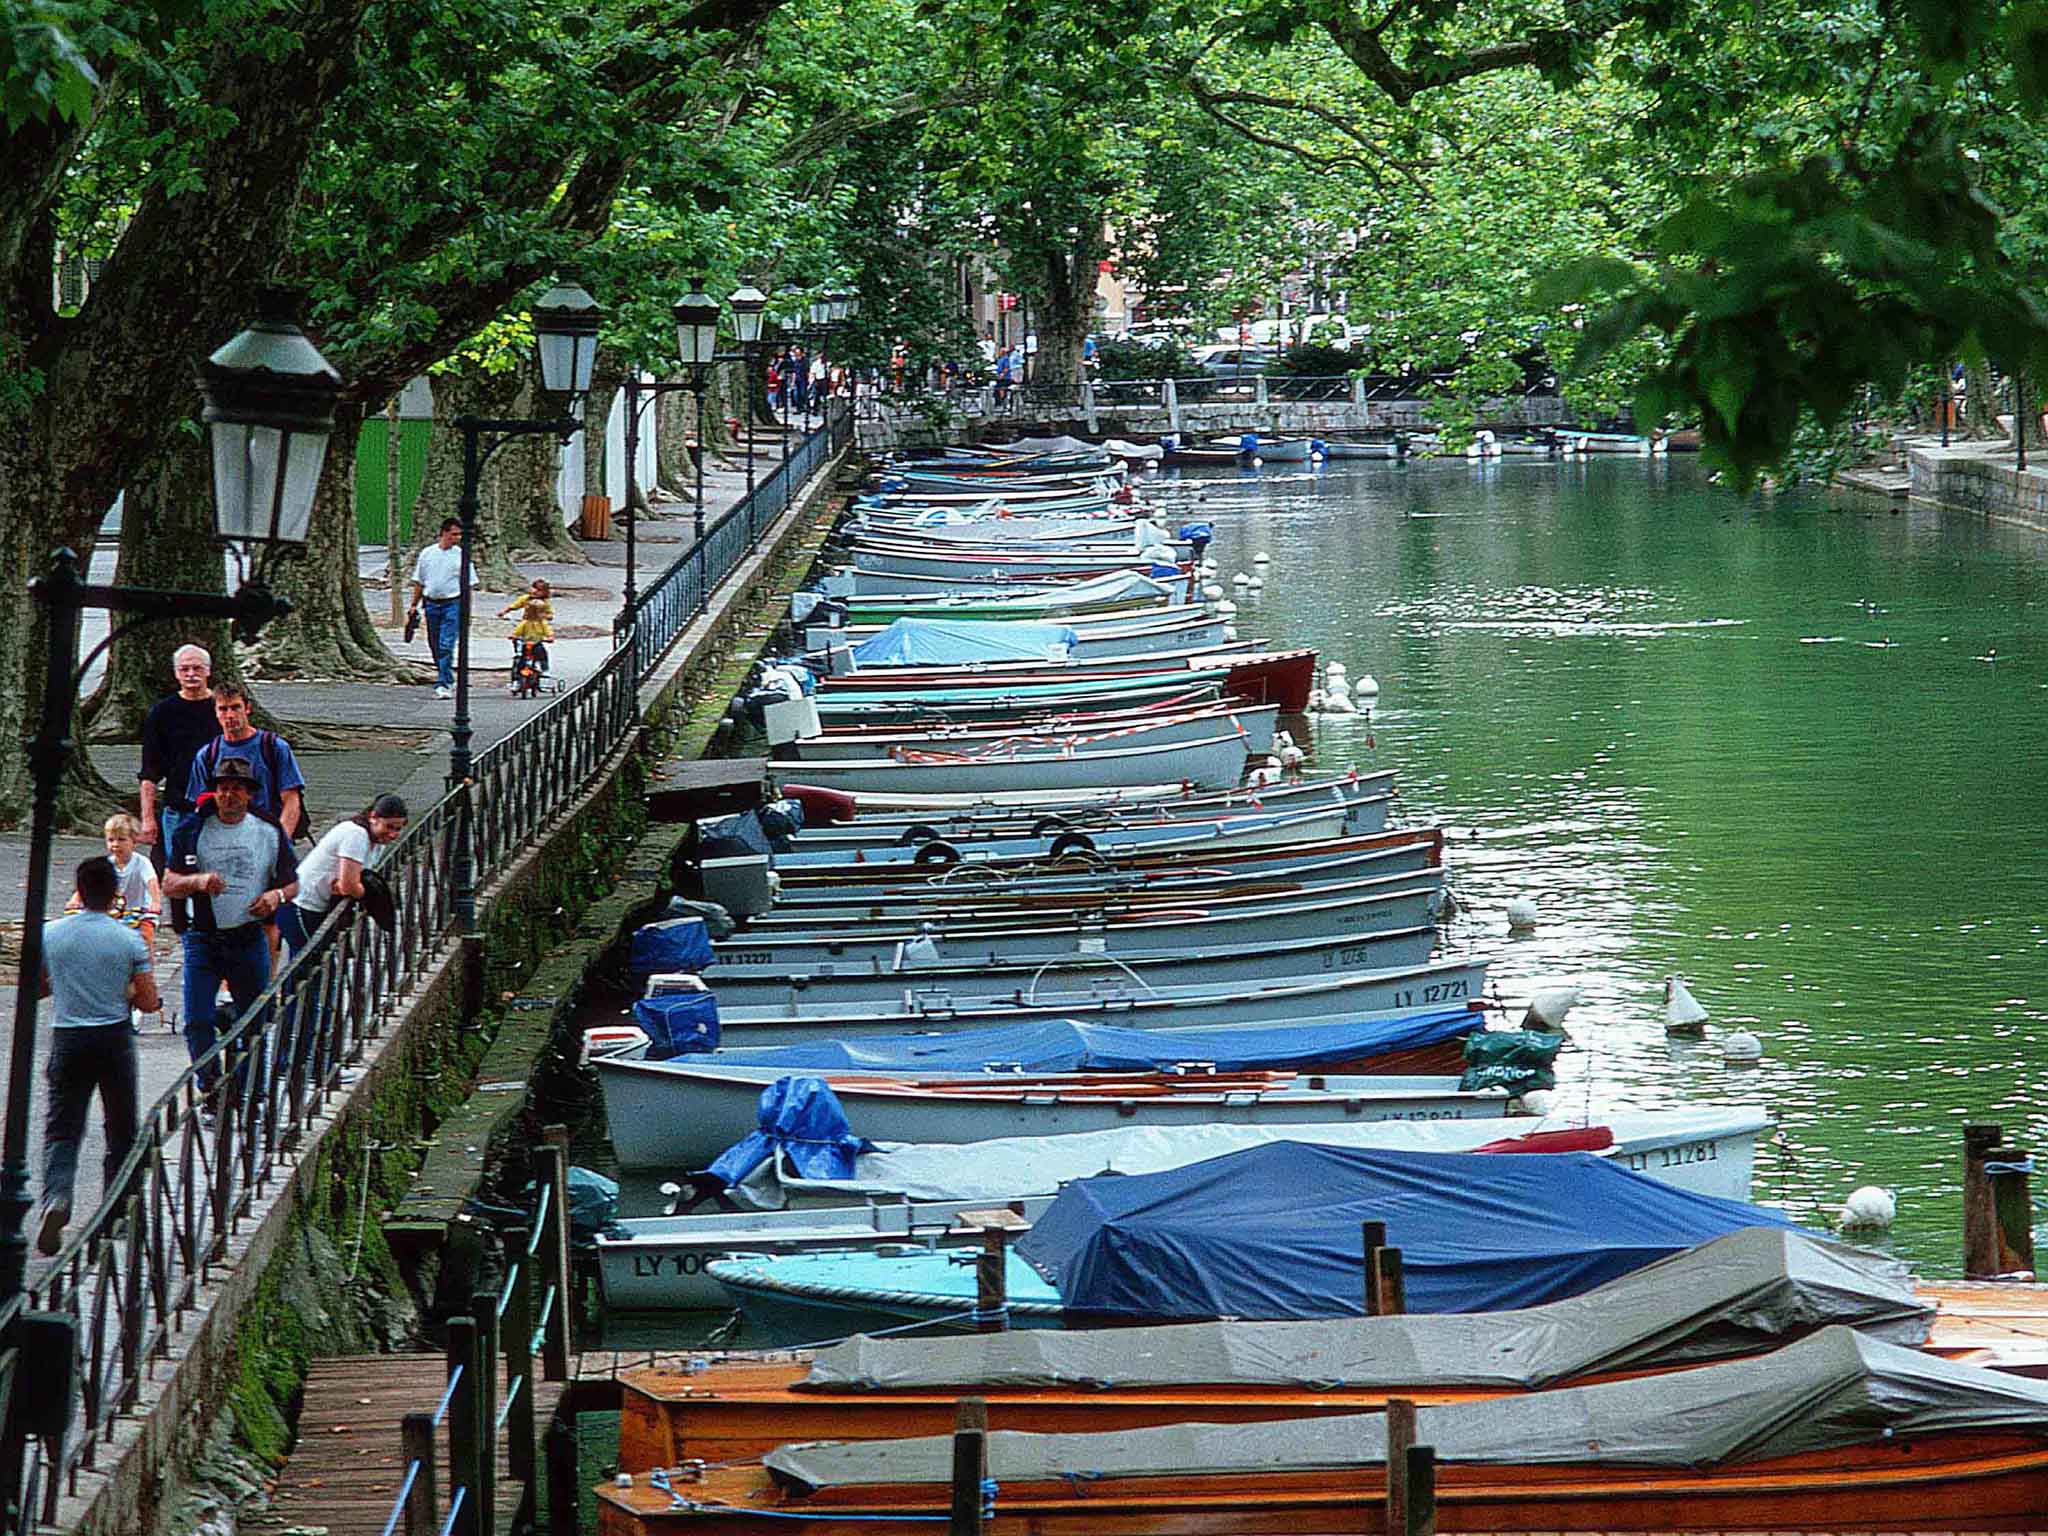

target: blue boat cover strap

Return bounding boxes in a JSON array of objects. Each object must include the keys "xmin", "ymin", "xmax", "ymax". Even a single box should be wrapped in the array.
[
  {"xmin": 1013, "ymin": 1141, "xmax": 1803, "ymax": 1318},
  {"xmin": 709, "ymin": 1007, "xmax": 1481, "ymax": 1076},
  {"xmin": 706, "ymin": 1076, "xmax": 873, "ymax": 1186}
]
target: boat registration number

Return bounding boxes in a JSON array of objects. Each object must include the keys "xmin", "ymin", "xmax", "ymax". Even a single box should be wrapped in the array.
[
  {"xmin": 1372, "ymin": 980, "xmax": 1471, "ymax": 1006},
  {"xmin": 1623, "ymin": 1140, "xmax": 1719, "ymax": 1172},
  {"xmin": 630, "ymin": 1251, "xmax": 713, "ymax": 1277},
  {"xmin": 724, "ymin": 951, "xmax": 772, "ymax": 965}
]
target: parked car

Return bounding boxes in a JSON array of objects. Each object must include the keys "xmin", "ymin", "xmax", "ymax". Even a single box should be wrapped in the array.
[{"xmin": 1195, "ymin": 345, "xmax": 1276, "ymax": 383}]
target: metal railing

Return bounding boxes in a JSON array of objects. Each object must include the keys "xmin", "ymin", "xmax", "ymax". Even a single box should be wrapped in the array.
[
  {"xmin": 376, "ymin": 1139, "xmax": 571, "ymax": 1536},
  {"xmin": 0, "ymin": 402, "xmax": 852, "ymax": 1536},
  {"xmin": 1268, "ymin": 374, "xmax": 1353, "ymax": 402}
]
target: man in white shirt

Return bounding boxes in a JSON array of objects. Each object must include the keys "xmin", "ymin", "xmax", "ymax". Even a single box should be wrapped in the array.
[{"xmin": 406, "ymin": 517, "xmax": 467, "ymax": 700}]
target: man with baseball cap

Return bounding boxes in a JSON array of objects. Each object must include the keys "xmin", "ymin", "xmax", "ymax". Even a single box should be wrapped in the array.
[{"xmin": 163, "ymin": 756, "xmax": 299, "ymax": 1090}]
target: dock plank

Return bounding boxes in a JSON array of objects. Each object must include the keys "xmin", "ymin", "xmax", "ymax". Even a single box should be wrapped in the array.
[{"xmin": 254, "ymin": 1354, "xmax": 564, "ymax": 1536}]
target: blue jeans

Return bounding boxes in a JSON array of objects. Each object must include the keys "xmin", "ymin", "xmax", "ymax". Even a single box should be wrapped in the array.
[
  {"xmin": 154, "ymin": 806, "xmax": 191, "ymax": 876},
  {"xmin": 180, "ymin": 926, "xmax": 271, "ymax": 1093},
  {"xmin": 42, "ymin": 1025, "xmax": 139, "ymax": 1214},
  {"xmin": 424, "ymin": 598, "xmax": 459, "ymax": 689}
]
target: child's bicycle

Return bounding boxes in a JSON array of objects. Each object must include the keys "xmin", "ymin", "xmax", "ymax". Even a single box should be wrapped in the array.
[{"xmin": 511, "ymin": 640, "xmax": 551, "ymax": 699}]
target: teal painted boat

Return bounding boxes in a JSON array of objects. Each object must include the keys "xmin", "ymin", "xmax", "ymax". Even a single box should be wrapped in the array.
[{"xmin": 710, "ymin": 1246, "xmax": 1062, "ymax": 1341}]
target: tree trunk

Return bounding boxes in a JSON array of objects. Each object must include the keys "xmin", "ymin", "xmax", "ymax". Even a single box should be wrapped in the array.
[
  {"xmin": 502, "ymin": 367, "xmax": 583, "ymax": 564},
  {"xmin": 1964, "ymin": 360, "xmax": 2006, "ymax": 440},
  {"xmin": 79, "ymin": 435, "xmax": 291, "ymax": 739},
  {"xmin": 656, "ymin": 380, "xmax": 693, "ymax": 498},
  {"xmin": 1030, "ymin": 225, "xmax": 1104, "ymax": 387},
  {"xmin": 253, "ymin": 400, "xmax": 422, "ymax": 682}
]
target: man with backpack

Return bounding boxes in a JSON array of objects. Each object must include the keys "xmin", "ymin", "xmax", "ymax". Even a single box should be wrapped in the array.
[{"xmin": 183, "ymin": 683, "xmax": 306, "ymax": 841}]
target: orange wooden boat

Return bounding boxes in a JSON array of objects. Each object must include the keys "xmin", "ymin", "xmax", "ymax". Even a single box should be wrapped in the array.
[
  {"xmin": 617, "ymin": 1232, "xmax": 2048, "ymax": 1470},
  {"xmin": 596, "ymin": 1329, "xmax": 2048, "ymax": 1535}
]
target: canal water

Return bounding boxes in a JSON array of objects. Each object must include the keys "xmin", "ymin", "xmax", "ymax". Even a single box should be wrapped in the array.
[{"xmin": 1135, "ymin": 454, "xmax": 2048, "ymax": 1273}]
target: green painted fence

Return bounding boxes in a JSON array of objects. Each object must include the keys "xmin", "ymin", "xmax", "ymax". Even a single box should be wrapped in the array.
[{"xmin": 356, "ymin": 417, "xmax": 436, "ymax": 544}]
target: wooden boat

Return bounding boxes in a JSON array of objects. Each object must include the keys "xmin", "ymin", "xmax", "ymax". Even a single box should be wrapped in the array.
[
  {"xmin": 597, "ymin": 1330, "xmax": 2048, "ymax": 1534},
  {"xmin": 615, "ymin": 1229, "xmax": 2039, "ymax": 1454},
  {"xmin": 805, "ymin": 610, "xmax": 1227, "ymax": 660},
  {"xmin": 1558, "ymin": 428, "xmax": 1663, "ymax": 456},
  {"xmin": 786, "ymin": 703, "xmax": 1284, "ymax": 761},
  {"xmin": 1322, "ymin": 437, "xmax": 1406, "ymax": 460},
  {"xmin": 818, "ymin": 649, "xmax": 1319, "ymax": 712},
  {"xmin": 710, "ymin": 955, "xmax": 1492, "ymax": 1043},
  {"xmin": 759, "ymin": 726, "xmax": 1254, "ymax": 795},
  {"xmin": 596, "ymin": 1060, "xmax": 1504, "ymax": 1170},
  {"xmin": 593, "ymin": 1108, "xmax": 1760, "ymax": 1313},
  {"xmin": 696, "ymin": 921, "xmax": 1444, "ymax": 1010},
  {"xmin": 812, "ymin": 675, "xmax": 1230, "ymax": 726},
  {"xmin": 704, "ymin": 876, "xmax": 1446, "ymax": 971},
  {"xmin": 1160, "ymin": 444, "xmax": 1244, "ymax": 466}
]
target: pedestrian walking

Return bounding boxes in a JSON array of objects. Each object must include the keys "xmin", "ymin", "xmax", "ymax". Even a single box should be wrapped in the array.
[
  {"xmin": 137, "ymin": 644, "xmax": 218, "ymax": 873},
  {"xmin": 280, "ymin": 795, "xmax": 409, "ymax": 957},
  {"xmin": 163, "ymin": 757, "xmax": 299, "ymax": 1093},
  {"xmin": 36, "ymin": 857, "xmax": 159, "ymax": 1255},
  {"xmin": 184, "ymin": 683, "xmax": 307, "ymax": 840},
  {"xmin": 406, "ymin": 516, "xmax": 467, "ymax": 700}
]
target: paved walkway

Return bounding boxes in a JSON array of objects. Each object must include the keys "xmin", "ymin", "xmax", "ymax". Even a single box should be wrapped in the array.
[{"xmin": 2, "ymin": 426, "xmax": 807, "ymax": 1277}]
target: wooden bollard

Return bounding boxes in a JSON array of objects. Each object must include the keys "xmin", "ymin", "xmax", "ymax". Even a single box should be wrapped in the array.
[
  {"xmin": 547, "ymin": 1411, "xmax": 580, "ymax": 1536},
  {"xmin": 1403, "ymin": 1445, "xmax": 1437, "ymax": 1536},
  {"xmin": 1371, "ymin": 1247, "xmax": 1406, "ymax": 1317},
  {"xmin": 1964, "ymin": 1123, "xmax": 2004, "ymax": 1276},
  {"xmin": 976, "ymin": 1228, "xmax": 1009, "ymax": 1331},
  {"xmin": 1384, "ymin": 1398, "xmax": 1416, "ymax": 1536},
  {"xmin": 1361, "ymin": 1221, "xmax": 1387, "ymax": 1316},
  {"xmin": 445, "ymin": 1317, "xmax": 480, "ymax": 1536},
  {"xmin": 950, "ymin": 1397, "xmax": 989, "ymax": 1536},
  {"xmin": 401, "ymin": 1411, "xmax": 438, "ymax": 1536},
  {"xmin": 1985, "ymin": 1145, "xmax": 2036, "ymax": 1278}
]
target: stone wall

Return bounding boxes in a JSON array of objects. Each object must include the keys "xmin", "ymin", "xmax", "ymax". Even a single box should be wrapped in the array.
[{"xmin": 1908, "ymin": 442, "xmax": 2048, "ymax": 535}]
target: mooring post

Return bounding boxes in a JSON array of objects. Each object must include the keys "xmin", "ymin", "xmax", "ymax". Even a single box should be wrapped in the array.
[
  {"xmin": 541, "ymin": 1127, "xmax": 574, "ymax": 1377},
  {"xmin": 471, "ymin": 1288, "xmax": 499, "ymax": 1536},
  {"xmin": 504, "ymin": 1228, "xmax": 536, "ymax": 1486},
  {"xmin": 1985, "ymin": 1144, "xmax": 2036, "ymax": 1277},
  {"xmin": 1403, "ymin": 1445, "xmax": 1437, "ymax": 1536},
  {"xmin": 976, "ymin": 1228, "xmax": 1009, "ymax": 1332},
  {"xmin": 446, "ymin": 1317, "xmax": 481, "ymax": 1536},
  {"xmin": 1361, "ymin": 1221, "xmax": 1388, "ymax": 1315},
  {"xmin": 1384, "ymin": 1397, "xmax": 1416, "ymax": 1536},
  {"xmin": 547, "ymin": 1409, "xmax": 580, "ymax": 1536},
  {"xmin": 402, "ymin": 1411, "xmax": 439, "ymax": 1536},
  {"xmin": 949, "ymin": 1397, "xmax": 989, "ymax": 1536},
  {"xmin": 1372, "ymin": 1247, "xmax": 1406, "ymax": 1317},
  {"xmin": 1964, "ymin": 1124, "xmax": 2005, "ymax": 1277}
]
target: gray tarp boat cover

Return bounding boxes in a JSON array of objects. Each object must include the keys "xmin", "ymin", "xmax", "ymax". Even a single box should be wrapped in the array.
[
  {"xmin": 797, "ymin": 1228, "xmax": 1929, "ymax": 1391},
  {"xmin": 766, "ymin": 1327, "xmax": 2048, "ymax": 1490}
]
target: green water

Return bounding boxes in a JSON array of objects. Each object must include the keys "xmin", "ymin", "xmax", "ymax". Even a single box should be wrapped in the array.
[{"xmin": 1132, "ymin": 454, "xmax": 2048, "ymax": 1272}]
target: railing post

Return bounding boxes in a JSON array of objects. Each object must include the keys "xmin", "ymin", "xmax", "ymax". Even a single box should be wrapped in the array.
[
  {"xmin": 471, "ymin": 1288, "xmax": 498, "ymax": 1536},
  {"xmin": 504, "ymin": 1229, "xmax": 535, "ymax": 1487},
  {"xmin": 403, "ymin": 1411, "xmax": 439, "ymax": 1536},
  {"xmin": 539, "ymin": 1130, "xmax": 573, "ymax": 1378},
  {"xmin": 446, "ymin": 1318, "xmax": 480, "ymax": 1536},
  {"xmin": 1161, "ymin": 377, "xmax": 1181, "ymax": 434}
]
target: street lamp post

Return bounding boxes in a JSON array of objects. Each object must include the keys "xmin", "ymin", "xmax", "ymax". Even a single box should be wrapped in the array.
[
  {"xmin": 729, "ymin": 284, "xmax": 768, "ymax": 499},
  {"xmin": 674, "ymin": 278, "xmax": 721, "ymax": 541},
  {"xmin": 448, "ymin": 279, "xmax": 601, "ymax": 927},
  {"xmin": 3, "ymin": 290, "xmax": 338, "ymax": 1316},
  {"xmin": 776, "ymin": 291, "xmax": 802, "ymax": 438},
  {"xmin": 805, "ymin": 293, "xmax": 833, "ymax": 432}
]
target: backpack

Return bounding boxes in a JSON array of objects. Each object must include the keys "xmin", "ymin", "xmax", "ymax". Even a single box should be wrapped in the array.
[{"xmin": 197, "ymin": 730, "xmax": 313, "ymax": 842}]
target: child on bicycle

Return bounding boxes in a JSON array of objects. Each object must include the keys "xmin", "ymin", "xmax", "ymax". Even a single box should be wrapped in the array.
[{"xmin": 507, "ymin": 598, "xmax": 554, "ymax": 692}]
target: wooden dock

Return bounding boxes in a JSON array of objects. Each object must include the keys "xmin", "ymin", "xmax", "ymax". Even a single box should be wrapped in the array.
[{"xmin": 253, "ymin": 1354, "xmax": 566, "ymax": 1536}]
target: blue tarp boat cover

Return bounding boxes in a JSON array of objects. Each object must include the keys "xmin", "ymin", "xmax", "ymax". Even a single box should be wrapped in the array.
[
  {"xmin": 708, "ymin": 1007, "xmax": 1481, "ymax": 1075},
  {"xmin": 632, "ymin": 990, "xmax": 720, "ymax": 1060},
  {"xmin": 1015, "ymin": 1142, "xmax": 1805, "ymax": 1319},
  {"xmin": 706, "ymin": 1077, "xmax": 873, "ymax": 1186},
  {"xmin": 627, "ymin": 917, "xmax": 714, "ymax": 975},
  {"xmin": 851, "ymin": 618, "xmax": 1080, "ymax": 667}
]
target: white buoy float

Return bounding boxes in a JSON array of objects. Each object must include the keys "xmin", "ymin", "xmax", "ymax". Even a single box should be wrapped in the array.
[
  {"xmin": 1250, "ymin": 455, "xmax": 1264, "ymax": 467},
  {"xmin": 1203, "ymin": 582, "xmax": 1224, "ymax": 601},
  {"xmin": 1277, "ymin": 742, "xmax": 1306, "ymax": 773},
  {"xmin": 1246, "ymin": 763, "xmax": 1281, "ymax": 788},
  {"xmin": 1841, "ymin": 1186, "xmax": 1897, "ymax": 1230},
  {"xmin": 658, "ymin": 1180, "xmax": 683, "ymax": 1216},
  {"xmin": 1216, "ymin": 599, "xmax": 1237, "ymax": 618},
  {"xmin": 1324, "ymin": 691, "xmax": 1358, "ymax": 714},
  {"xmin": 1522, "ymin": 983, "xmax": 1582, "ymax": 1032},
  {"xmin": 1246, "ymin": 575, "xmax": 1264, "ymax": 592},
  {"xmin": 1232, "ymin": 571, "xmax": 1250, "ymax": 587},
  {"xmin": 1506, "ymin": 895, "xmax": 1539, "ymax": 930},
  {"xmin": 1519, "ymin": 1088, "xmax": 1556, "ymax": 1116},
  {"xmin": 1253, "ymin": 551, "xmax": 1271, "ymax": 565},
  {"xmin": 1356, "ymin": 673, "xmax": 1380, "ymax": 697},
  {"xmin": 1721, "ymin": 1029, "xmax": 1764, "ymax": 1064},
  {"xmin": 1663, "ymin": 974, "xmax": 1709, "ymax": 1035}
]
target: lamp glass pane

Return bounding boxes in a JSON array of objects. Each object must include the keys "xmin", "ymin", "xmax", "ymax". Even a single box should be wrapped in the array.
[
  {"xmin": 568, "ymin": 332, "xmax": 597, "ymax": 394},
  {"xmin": 809, "ymin": 298, "xmax": 831, "ymax": 326},
  {"xmin": 733, "ymin": 308, "xmax": 763, "ymax": 343},
  {"xmin": 209, "ymin": 422, "xmax": 257, "ymax": 542},
  {"xmin": 537, "ymin": 330, "xmax": 575, "ymax": 393},
  {"xmin": 277, "ymin": 429, "xmax": 331, "ymax": 545}
]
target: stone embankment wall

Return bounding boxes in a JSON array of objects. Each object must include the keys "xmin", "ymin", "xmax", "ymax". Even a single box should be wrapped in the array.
[{"xmin": 1908, "ymin": 442, "xmax": 2048, "ymax": 535}]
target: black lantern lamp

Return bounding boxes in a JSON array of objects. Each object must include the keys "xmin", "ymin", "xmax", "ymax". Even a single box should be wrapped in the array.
[
  {"xmin": 532, "ymin": 280, "xmax": 602, "ymax": 398},
  {"xmin": 729, "ymin": 284, "xmax": 769, "ymax": 496}
]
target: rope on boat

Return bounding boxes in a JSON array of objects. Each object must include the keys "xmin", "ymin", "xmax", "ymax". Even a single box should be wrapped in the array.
[{"xmin": 1984, "ymin": 1158, "xmax": 2035, "ymax": 1175}]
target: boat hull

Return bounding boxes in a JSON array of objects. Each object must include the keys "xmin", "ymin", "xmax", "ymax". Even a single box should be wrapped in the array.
[{"xmin": 766, "ymin": 730, "xmax": 1252, "ymax": 794}]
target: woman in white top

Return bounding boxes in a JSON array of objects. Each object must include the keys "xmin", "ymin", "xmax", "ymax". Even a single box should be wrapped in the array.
[{"xmin": 279, "ymin": 795, "xmax": 409, "ymax": 958}]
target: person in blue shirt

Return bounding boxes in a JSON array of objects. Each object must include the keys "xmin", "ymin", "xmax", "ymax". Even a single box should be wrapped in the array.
[
  {"xmin": 1082, "ymin": 335, "xmax": 1099, "ymax": 370},
  {"xmin": 182, "ymin": 683, "xmax": 306, "ymax": 838},
  {"xmin": 37, "ymin": 857, "xmax": 159, "ymax": 1255}
]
